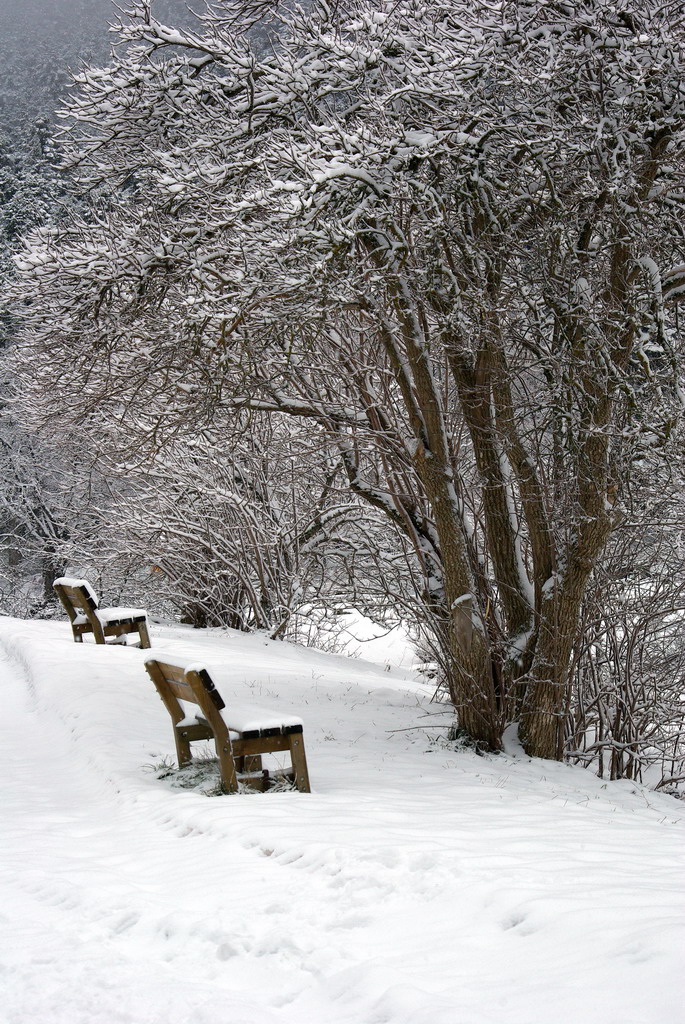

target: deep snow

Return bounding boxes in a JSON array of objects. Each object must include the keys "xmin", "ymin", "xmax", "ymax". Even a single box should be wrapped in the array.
[{"xmin": 0, "ymin": 615, "xmax": 683, "ymax": 1024}]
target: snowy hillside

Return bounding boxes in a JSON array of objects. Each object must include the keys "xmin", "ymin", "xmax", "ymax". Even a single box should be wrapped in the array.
[{"xmin": 0, "ymin": 616, "xmax": 683, "ymax": 1024}]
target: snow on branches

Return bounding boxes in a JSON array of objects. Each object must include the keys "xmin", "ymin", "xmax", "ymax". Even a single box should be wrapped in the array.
[{"xmin": 7, "ymin": 0, "xmax": 685, "ymax": 759}]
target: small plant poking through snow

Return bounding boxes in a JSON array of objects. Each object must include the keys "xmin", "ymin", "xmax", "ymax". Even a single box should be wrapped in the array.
[
  {"xmin": 145, "ymin": 753, "xmax": 224, "ymax": 797},
  {"xmin": 144, "ymin": 749, "xmax": 296, "ymax": 796},
  {"xmin": 443, "ymin": 725, "xmax": 498, "ymax": 757}
]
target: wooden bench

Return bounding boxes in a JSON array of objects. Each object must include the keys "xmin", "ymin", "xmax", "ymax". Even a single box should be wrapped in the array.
[
  {"xmin": 53, "ymin": 577, "xmax": 151, "ymax": 649},
  {"xmin": 144, "ymin": 656, "xmax": 310, "ymax": 793}
]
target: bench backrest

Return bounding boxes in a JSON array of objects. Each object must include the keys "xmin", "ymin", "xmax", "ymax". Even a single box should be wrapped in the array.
[
  {"xmin": 53, "ymin": 578, "xmax": 99, "ymax": 624},
  {"xmin": 145, "ymin": 658, "xmax": 228, "ymax": 737}
]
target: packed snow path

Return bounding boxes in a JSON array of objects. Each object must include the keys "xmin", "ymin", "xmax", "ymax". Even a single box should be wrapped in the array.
[{"xmin": 0, "ymin": 617, "xmax": 683, "ymax": 1024}]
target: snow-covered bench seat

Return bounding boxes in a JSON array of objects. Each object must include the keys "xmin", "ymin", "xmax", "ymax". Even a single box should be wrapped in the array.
[
  {"xmin": 53, "ymin": 577, "xmax": 151, "ymax": 649},
  {"xmin": 144, "ymin": 654, "xmax": 310, "ymax": 794}
]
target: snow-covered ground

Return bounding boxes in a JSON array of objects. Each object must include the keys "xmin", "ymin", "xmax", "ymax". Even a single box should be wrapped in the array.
[{"xmin": 0, "ymin": 615, "xmax": 683, "ymax": 1024}]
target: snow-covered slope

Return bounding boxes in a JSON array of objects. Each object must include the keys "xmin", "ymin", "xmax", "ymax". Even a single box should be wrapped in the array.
[{"xmin": 0, "ymin": 616, "xmax": 683, "ymax": 1024}]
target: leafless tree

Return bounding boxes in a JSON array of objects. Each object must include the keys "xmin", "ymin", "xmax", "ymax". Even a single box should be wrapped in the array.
[
  {"xmin": 568, "ymin": 460, "xmax": 685, "ymax": 789},
  {"xmin": 7, "ymin": 0, "xmax": 685, "ymax": 758}
]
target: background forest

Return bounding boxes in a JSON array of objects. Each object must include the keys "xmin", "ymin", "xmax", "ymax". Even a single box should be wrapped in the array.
[{"xmin": 1, "ymin": 1, "xmax": 685, "ymax": 786}]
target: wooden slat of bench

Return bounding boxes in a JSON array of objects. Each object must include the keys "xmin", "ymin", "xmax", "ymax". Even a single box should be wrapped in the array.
[
  {"xmin": 146, "ymin": 660, "xmax": 195, "ymax": 716},
  {"xmin": 61, "ymin": 583, "xmax": 97, "ymax": 613},
  {"xmin": 166, "ymin": 679, "xmax": 197, "ymax": 704},
  {"xmin": 54, "ymin": 583, "xmax": 93, "ymax": 620},
  {"xmin": 177, "ymin": 718, "xmax": 302, "ymax": 746},
  {"xmin": 154, "ymin": 662, "xmax": 186, "ymax": 683},
  {"xmin": 175, "ymin": 722, "xmax": 213, "ymax": 742},
  {"xmin": 235, "ymin": 722, "xmax": 303, "ymax": 740},
  {"xmin": 195, "ymin": 668, "xmax": 226, "ymax": 711},
  {"xmin": 151, "ymin": 662, "xmax": 197, "ymax": 703},
  {"xmin": 231, "ymin": 734, "xmax": 293, "ymax": 756},
  {"xmin": 102, "ymin": 615, "xmax": 147, "ymax": 626}
]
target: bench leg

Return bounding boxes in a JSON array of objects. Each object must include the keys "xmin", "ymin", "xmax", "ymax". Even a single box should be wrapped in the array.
[
  {"xmin": 235, "ymin": 754, "xmax": 262, "ymax": 774},
  {"xmin": 137, "ymin": 621, "xmax": 152, "ymax": 649},
  {"xmin": 288, "ymin": 734, "xmax": 311, "ymax": 792},
  {"xmin": 92, "ymin": 620, "xmax": 107, "ymax": 644},
  {"xmin": 174, "ymin": 727, "xmax": 193, "ymax": 768},
  {"xmin": 217, "ymin": 742, "xmax": 239, "ymax": 794}
]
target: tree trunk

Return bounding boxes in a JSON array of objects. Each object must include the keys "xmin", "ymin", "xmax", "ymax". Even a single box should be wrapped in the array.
[
  {"xmin": 519, "ymin": 664, "xmax": 569, "ymax": 761},
  {"xmin": 448, "ymin": 639, "xmax": 503, "ymax": 751}
]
